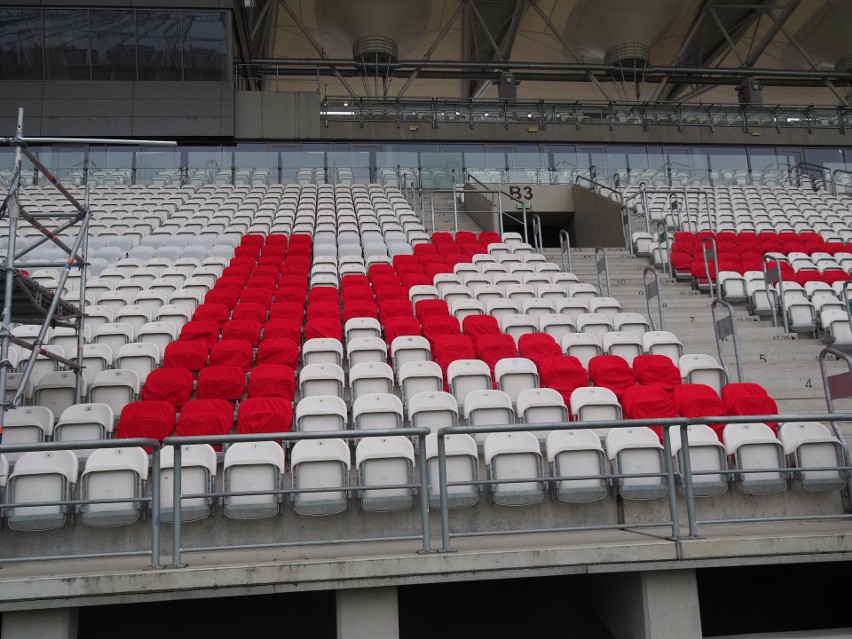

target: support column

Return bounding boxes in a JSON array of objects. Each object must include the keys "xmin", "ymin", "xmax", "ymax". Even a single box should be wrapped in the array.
[
  {"xmin": 587, "ymin": 569, "xmax": 702, "ymax": 639},
  {"xmin": 336, "ymin": 586, "xmax": 399, "ymax": 639},
  {"xmin": 2, "ymin": 608, "xmax": 78, "ymax": 639}
]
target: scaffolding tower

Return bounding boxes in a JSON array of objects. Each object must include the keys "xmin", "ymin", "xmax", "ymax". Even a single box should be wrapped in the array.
[{"xmin": 0, "ymin": 108, "xmax": 175, "ymax": 430}]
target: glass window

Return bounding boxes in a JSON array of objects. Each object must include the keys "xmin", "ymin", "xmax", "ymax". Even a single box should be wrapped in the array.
[
  {"xmin": 137, "ymin": 10, "xmax": 182, "ymax": 81},
  {"xmin": 91, "ymin": 10, "xmax": 136, "ymax": 81},
  {"xmin": 182, "ymin": 11, "xmax": 228, "ymax": 81},
  {"xmin": 0, "ymin": 8, "xmax": 44, "ymax": 81},
  {"xmin": 44, "ymin": 9, "xmax": 90, "ymax": 80}
]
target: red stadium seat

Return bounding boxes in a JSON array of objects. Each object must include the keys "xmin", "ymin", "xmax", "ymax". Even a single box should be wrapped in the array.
[
  {"xmin": 141, "ymin": 367, "xmax": 194, "ymax": 407},
  {"xmin": 517, "ymin": 333, "xmax": 562, "ymax": 369},
  {"xmin": 246, "ymin": 364, "xmax": 296, "ymax": 401},
  {"xmin": 163, "ymin": 341, "xmax": 208, "ymax": 372},
  {"xmin": 721, "ymin": 382, "xmax": 779, "ymax": 431},
  {"xmin": 461, "ymin": 314, "xmax": 501, "ymax": 341},
  {"xmin": 673, "ymin": 383, "xmax": 727, "ymax": 440},
  {"xmin": 632, "ymin": 354, "xmax": 682, "ymax": 395},
  {"xmin": 196, "ymin": 365, "xmax": 246, "ymax": 402},
  {"xmin": 221, "ymin": 319, "xmax": 263, "ymax": 346},
  {"xmin": 236, "ymin": 397, "xmax": 293, "ymax": 435},
  {"xmin": 475, "ymin": 333, "xmax": 519, "ymax": 379},
  {"xmin": 621, "ymin": 384, "xmax": 678, "ymax": 441},
  {"xmin": 261, "ymin": 318, "xmax": 302, "ymax": 343},
  {"xmin": 115, "ymin": 400, "xmax": 175, "ymax": 453},
  {"xmin": 255, "ymin": 337, "xmax": 300, "ymax": 368},
  {"xmin": 208, "ymin": 339, "xmax": 254, "ymax": 372},
  {"xmin": 537, "ymin": 355, "xmax": 589, "ymax": 409},
  {"xmin": 179, "ymin": 320, "xmax": 221, "ymax": 348},
  {"xmin": 175, "ymin": 398, "xmax": 234, "ymax": 450},
  {"xmin": 587, "ymin": 355, "xmax": 637, "ymax": 403}
]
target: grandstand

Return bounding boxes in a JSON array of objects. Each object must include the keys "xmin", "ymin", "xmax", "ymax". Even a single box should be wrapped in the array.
[{"xmin": 1, "ymin": 2, "xmax": 852, "ymax": 639}]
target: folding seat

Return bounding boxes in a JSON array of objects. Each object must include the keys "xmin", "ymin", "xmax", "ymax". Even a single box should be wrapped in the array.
[
  {"xmin": 290, "ymin": 438, "xmax": 352, "ymax": 515},
  {"xmin": 355, "ymin": 436, "xmax": 416, "ymax": 511},
  {"xmin": 498, "ymin": 313, "xmax": 537, "ymax": 346},
  {"xmin": 115, "ymin": 342, "xmax": 160, "ymax": 384},
  {"xmin": 414, "ymin": 298, "xmax": 450, "ymax": 323},
  {"xmin": 298, "ymin": 363, "xmax": 345, "ymax": 400},
  {"xmin": 567, "ymin": 282, "xmax": 599, "ymax": 303},
  {"xmin": 114, "ymin": 399, "xmax": 176, "ymax": 452},
  {"xmin": 516, "ymin": 386, "xmax": 569, "ymax": 443},
  {"xmin": 156, "ymin": 443, "xmax": 218, "ymax": 523},
  {"xmin": 4, "ymin": 450, "xmax": 79, "ymax": 531},
  {"xmin": 52, "ymin": 402, "xmax": 114, "ymax": 457},
  {"xmin": 432, "ymin": 333, "xmax": 477, "ymax": 379},
  {"xmin": 196, "ymin": 365, "xmax": 246, "ymax": 403},
  {"xmin": 721, "ymin": 382, "xmax": 779, "ymax": 431},
  {"xmin": 89, "ymin": 368, "xmax": 141, "ymax": 421},
  {"xmin": 221, "ymin": 318, "xmax": 264, "ymax": 346},
  {"xmin": 343, "ymin": 317, "xmax": 382, "ymax": 344},
  {"xmin": 351, "ymin": 392, "xmax": 404, "ymax": 433},
  {"xmin": 587, "ymin": 297, "xmax": 622, "ymax": 322},
  {"xmin": 136, "ymin": 321, "xmax": 178, "ymax": 361},
  {"xmin": 587, "ymin": 354, "xmax": 637, "ymax": 403},
  {"xmin": 390, "ymin": 334, "xmax": 431, "ymax": 378},
  {"xmin": 483, "ymin": 431, "xmax": 544, "ymax": 506},
  {"xmin": 554, "ymin": 298, "xmax": 590, "ymax": 326},
  {"xmin": 162, "ymin": 340, "xmax": 208, "ymax": 374},
  {"xmin": 349, "ymin": 361, "xmax": 395, "ymax": 405},
  {"xmin": 236, "ymin": 396, "xmax": 293, "ymax": 435},
  {"xmin": 78, "ymin": 446, "xmax": 150, "ymax": 527},
  {"xmin": 441, "ymin": 358, "xmax": 491, "ymax": 412},
  {"xmin": 575, "ymin": 312, "xmax": 614, "ymax": 342},
  {"xmin": 397, "ymin": 359, "xmax": 444, "ymax": 409},
  {"xmin": 114, "ymin": 304, "xmax": 154, "ymax": 336},
  {"xmin": 544, "ymin": 424, "xmax": 607, "ymax": 506},
  {"xmin": 178, "ymin": 319, "xmax": 221, "ymax": 350},
  {"xmin": 493, "ymin": 357, "xmax": 539, "ymax": 410},
  {"xmin": 175, "ymin": 398, "xmax": 234, "ymax": 448},
  {"xmin": 460, "ymin": 388, "xmax": 513, "ymax": 447},
  {"xmin": 206, "ymin": 339, "xmax": 253, "ymax": 373},
  {"xmin": 722, "ymin": 422, "xmax": 787, "ymax": 494},
  {"xmin": 408, "ymin": 390, "xmax": 459, "ymax": 435},
  {"xmin": 223, "ymin": 441, "xmax": 286, "ymax": 519},
  {"xmin": 156, "ymin": 303, "xmax": 193, "ymax": 332},
  {"xmin": 819, "ymin": 308, "xmax": 852, "ymax": 350},
  {"xmin": 505, "ymin": 284, "xmax": 537, "ymax": 304},
  {"xmin": 460, "ymin": 314, "xmax": 500, "ymax": 342},
  {"xmin": 303, "ymin": 316, "xmax": 342, "ymax": 342},
  {"xmin": 255, "ymin": 337, "xmax": 300, "ymax": 369},
  {"xmin": 536, "ymin": 313, "xmax": 574, "ymax": 344},
  {"xmin": 621, "ymin": 384, "xmax": 679, "ymax": 442},
  {"xmin": 1, "ymin": 406, "xmax": 55, "ymax": 462},
  {"xmin": 569, "ymin": 386, "xmax": 622, "ymax": 444},
  {"xmin": 778, "ymin": 421, "xmax": 846, "ymax": 493},
  {"xmin": 667, "ymin": 423, "xmax": 729, "ymax": 496},
  {"xmin": 600, "ymin": 331, "xmax": 644, "ymax": 367},
  {"xmin": 517, "ymin": 333, "xmax": 562, "ymax": 369},
  {"xmin": 346, "ymin": 336, "xmax": 388, "ymax": 367},
  {"xmin": 294, "ymin": 395, "xmax": 348, "ymax": 434},
  {"xmin": 679, "ymin": 353, "xmax": 727, "ymax": 395},
  {"xmin": 672, "ymin": 383, "xmax": 726, "ymax": 439},
  {"xmin": 632, "ymin": 353, "xmax": 682, "ymax": 396},
  {"xmin": 605, "ymin": 426, "xmax": 667, "ymax": 500},
  {"xmin": 93, "ymin": 321, "xmax": 136, "ymax": 359},
  {"xmin": 472, "ymin": 283, "xmax": 504, "ymax": 305},
  {"xmin": 440, "ymin": 284, "xmax": 473, "ymax": 310},
  {"xmin": 641, "ymin": 330, "xmax": 684, "ymax": 366}
]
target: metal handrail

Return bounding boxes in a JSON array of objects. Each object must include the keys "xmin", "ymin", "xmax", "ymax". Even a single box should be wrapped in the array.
[
  {"xmin": 464, "ymin": 171, "xmax": 529, "ymax": 242},
  {"xmin": 830, "ymin": 168, "xmax": 852, "ymax": 196},
  {"xmin": 594, "ymin": 247, "xmax": 611, "ymax": 297},
  {"xmin": 559, "ymin": 229, "xmax": 572, "ymax": 273},
  {"xmin": 711, "ymin": 298, "xmax": 743, "ymax": 384},
  {"xmin": 642, "ymin": 266, "xmax": 665, "ymax": 331}
]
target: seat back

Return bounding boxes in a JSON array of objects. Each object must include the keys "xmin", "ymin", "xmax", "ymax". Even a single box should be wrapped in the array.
[
  {"xmin": 483, "ymin": 431, "xmax": 544, "ymax": 506},
  {"xmin": 605, "ymin": 427, "xmax": 667, "ymax": 500},
  {"xmin": 294, "ymin": 395, "xmax": 348, "ymax": 433},
  {"xmin": 722, "ymin": 423, "xmax": 787, "ymax": 494},
  {"xmin": 6, "ymin": 450, "xmax": 79, "ymax": 531},
  {"xmin": 667, "ymin": 424, "xmax": 729, "ymax": 496},
  {"xmin": 424, "ymin": 433, "xmax": 479, "ymax": 508},
  {"xmin": 545, "ymin": 430, "xmax": 608, "ymax": 503},
  {"xmin": 290, "ymin": 438, "xmax": 351, "ymax": 515},
  {"xmin": 778, "ymin": 421, "xmax": 845, "ymax": 493},
  {"xmin": 80, "ymin": 446, "xmax": 150, "ymax": 526},
  {"xmin": 222, "ymin": 441, "xmax": 286, "ymax": 519},
  {"xmin": 355, "ymin": 436, "xmax": 416, "ymax": 511}
]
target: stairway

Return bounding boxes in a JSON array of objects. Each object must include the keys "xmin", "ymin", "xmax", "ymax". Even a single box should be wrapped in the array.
[{"xmin": 428, "ymin": 203, "xmax": 852, "ymax": 446}]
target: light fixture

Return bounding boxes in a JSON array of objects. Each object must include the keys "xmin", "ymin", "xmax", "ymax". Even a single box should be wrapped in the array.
[{"xmin": 408, "ymin": 125, "xmax": 419, "ymax": 131}]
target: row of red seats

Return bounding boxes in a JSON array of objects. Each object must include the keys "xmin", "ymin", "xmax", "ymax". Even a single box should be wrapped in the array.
[{"xmin": 672, "ymin": 230, "xmax": 850, "ymax": 256}]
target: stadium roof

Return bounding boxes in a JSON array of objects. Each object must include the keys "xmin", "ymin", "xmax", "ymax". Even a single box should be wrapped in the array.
[{"xmin": 238, "ymin": 0, "xmax": 852, "ymax": 106}]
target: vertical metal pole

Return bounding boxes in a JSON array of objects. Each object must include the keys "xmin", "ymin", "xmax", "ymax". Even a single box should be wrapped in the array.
[
  {"xmin": 417, "ymin": 432, "xmax": 431, "ymax": 553},
  {"xmin": 498, "ymin": 196, "xmax": 505, "ymax": 236},
  {"xmin": 661, "ymin": 427, "xmax": 681, "ymax": 540},
  {"xmin": 74, "ymin": 150, "xmax": 93, "ymax": 403},
  {"xmin": 172, "ymin": 444, "xmax": 184, "ymax": 567},
  {"xmin": 150, "ymin": 446, "xmax": 163, "ymax": 569},
  {"xmin": 437, "ymin": 433, "xmax": 453, "ymax": 552},
  {"xmin": 452, "ymin": 186, "xmax": 459, "ymax": 234},
  {"xmin": 677, "ymin": 424, "xmax": 700, "ymax": 538},
  {"xmin": 0, "ymin": 108, "xmax": 24, "ymax": 414}
]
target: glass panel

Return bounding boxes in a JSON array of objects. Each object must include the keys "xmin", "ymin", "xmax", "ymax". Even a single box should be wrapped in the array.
[
  {"xmin": 549, "ymin": 145, "xmax": 577, "ymax": 184},
  {"xmin": 378, "ymin": 145, "xmax": 420, "ymax": 188},
  {"xmin": 44, "ymin": 9, "xmax": 90, "ymax": 80},
  {"xmin": 511, "ymin": 145, "xmax": 544, "ymax": 184},
  {"xmin": 91, "ymin": 10, "xmax": 136, "ymax": 81},
  {"xmin": 136, "ymin": 147, "xmax": 180, "ymax": 186},
  {"xmin": 137, "ymin": 10, "xmax": 182, "ymax": 81},
  {"xmin": 182, "ymin": 11, "xmax": 227, "ymax": 81},
  {"xmin": 0, "ymin": 8, "xmax": 44, "ymax": 81}
]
